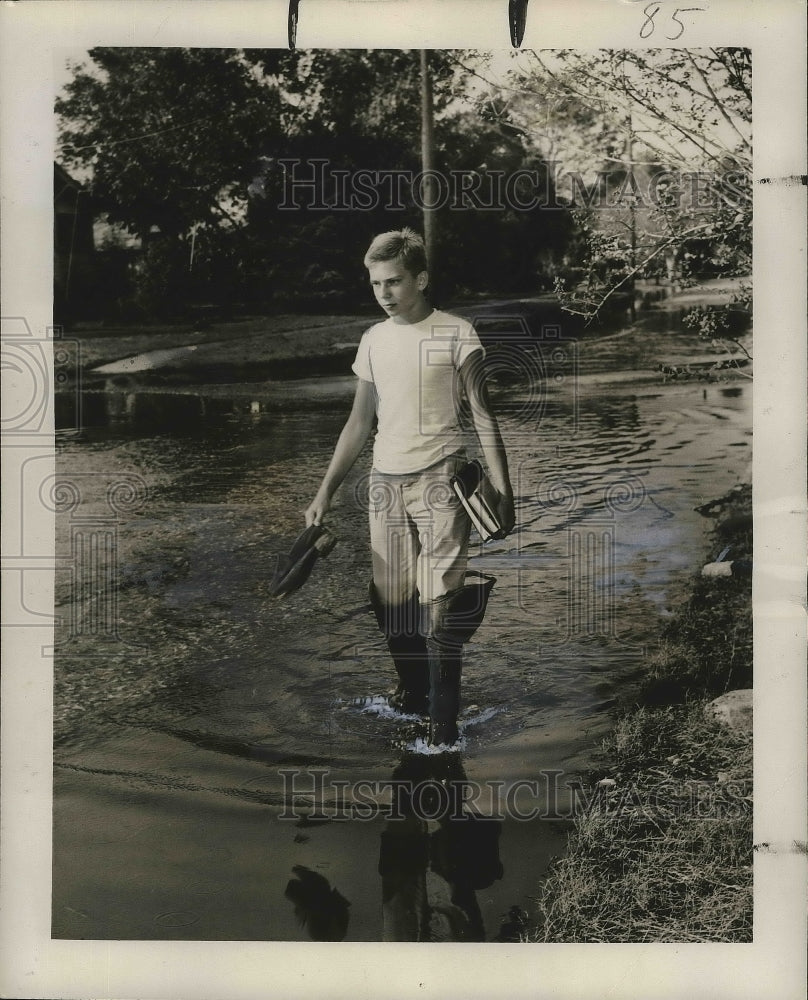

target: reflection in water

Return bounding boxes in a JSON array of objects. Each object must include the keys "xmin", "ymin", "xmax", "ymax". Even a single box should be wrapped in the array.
[
  {"xmin": 279, "ymin": 751, "xmax": 513, "ymax": 942},
  {"xmin": 66, "ymin": 382, "xmax": 299, "ymax": 439},
  {"xmin": 379, "ymin": 754, "xmax": 504, "ymax": 942},
  {"xmin": 285, "ymin": 865, "xmax": 351, "ymax": 942},
  {"xmin": 586, "ymin": 397, "xmax": 642, "ymax": 433},
  {"xmin": 103, "ymin": 377, "xmax": 138, "ymax": 422}
]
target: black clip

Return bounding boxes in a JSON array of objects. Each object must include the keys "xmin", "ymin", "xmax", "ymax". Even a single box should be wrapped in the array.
[
  {"xmin": 288, "ymin": 1, "xmax": 527, "ymax": 51},
  {"xmin": 289, "ymin": 0, "xmax": 299, "ymax": 50},
  {"xmin": 509, "ymin": 0, "xmax": 529, "ymax": 47}
]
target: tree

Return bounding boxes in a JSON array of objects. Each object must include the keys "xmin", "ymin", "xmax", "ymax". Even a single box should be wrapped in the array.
[
  {"xmin": 420, "ymin": 49, "xmax": 437, "ymax": 278},
  {"xmin": 57, "ymin": 48, "xmax": 281, "ymax": 240},
  {"xmin": 469, "ymin": 48, "xmax": 752, "ymax": 372},
  {"xmin": 244, "ymin": 48, "xmax": 464, "ymax": 138},
  {"xmin": 243, "ymin": 49, "xmax": 573, "ymax": 307},
  {"xmin": 57, "ymin": 47, "xmax": 576, "ymax": 317}
]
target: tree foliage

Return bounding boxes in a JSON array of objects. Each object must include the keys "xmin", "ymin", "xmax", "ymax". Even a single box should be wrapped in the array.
[
  {"xmin": 242, "ymin": 49, "xmax": 570, "ymax": 304},
  {"xmin": 468, "ymin": 48, "xmax": 752, "ymax": 369},
  {"xmin": 246, "ymin": 48, "xmax": 463, "ymax": 136},
  {"xmin": 56, "ymin": 48, "xmax": 574, "ymax": 318},
  {"xmin": 57, "ymin": 48, "xmax": 280, "ymax": 241}
]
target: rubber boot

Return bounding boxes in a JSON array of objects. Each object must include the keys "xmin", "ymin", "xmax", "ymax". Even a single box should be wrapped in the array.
[
  {"xmin": 369, "ymin": 583, "xmax": 430, "ymax": 716},
  {"xmin": 420, "ymin": 574, "xmax": 496, "ymax": 749},
  {"xmin": 421, "ymin": 601, "xmax": 463, "ymax": 747}
]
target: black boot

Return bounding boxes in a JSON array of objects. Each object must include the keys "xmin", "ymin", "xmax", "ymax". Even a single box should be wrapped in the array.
[
  {"xmin": 425, "ymin": 626, "xmax": 462, "ymax": 748},
  {"xmin": 420, "ymin": 574, "xmax": 496, "ymax": 749},
  {"xmin": 369, "ymin": 583, "xmax": 430, "ymax": 716}
]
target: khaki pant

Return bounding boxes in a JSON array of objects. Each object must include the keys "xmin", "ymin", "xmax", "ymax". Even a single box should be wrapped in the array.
[{"xmin": 369, "ymin": 454, "xmax": 471, "ymax": 607}]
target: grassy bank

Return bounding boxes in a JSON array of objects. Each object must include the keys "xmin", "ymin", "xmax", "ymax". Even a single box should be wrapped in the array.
[{"xmin": 533, "ymin": 486, "xmax": 753, "ymax": 942}]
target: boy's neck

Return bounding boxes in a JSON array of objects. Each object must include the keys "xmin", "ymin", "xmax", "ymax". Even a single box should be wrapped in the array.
[{"xmin": 390, "ymin": 302, "xmax": 433, "ymax": 326}]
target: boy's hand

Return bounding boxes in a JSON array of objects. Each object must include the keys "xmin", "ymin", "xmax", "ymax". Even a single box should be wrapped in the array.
[
  {"xmin": 496, "ymin": 490, "xmax": 516, "ymax": 538},
  {"xmin": 304, "ymin": 491, "xmax": 331, "ymax": 527}
]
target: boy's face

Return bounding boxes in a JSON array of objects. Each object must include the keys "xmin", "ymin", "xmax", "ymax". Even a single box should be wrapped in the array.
[{"xmin": 367, "ymin": 259, "xmax": 429, "ymax": 324}]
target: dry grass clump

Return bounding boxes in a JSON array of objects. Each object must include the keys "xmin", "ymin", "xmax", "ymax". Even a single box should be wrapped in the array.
[{"xmin": 533, "ymin": 704, "xmax": 752, "ymax": 942}]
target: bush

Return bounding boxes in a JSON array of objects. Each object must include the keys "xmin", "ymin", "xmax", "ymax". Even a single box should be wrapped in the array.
[{"xmin": 131, "ymin": 239, "xmax": 194, "ymax": 319}]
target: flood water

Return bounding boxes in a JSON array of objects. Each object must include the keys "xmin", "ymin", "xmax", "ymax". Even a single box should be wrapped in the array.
[{"xmin": 52, "ymin": 307, "xmax": 751, "ymax": 941}]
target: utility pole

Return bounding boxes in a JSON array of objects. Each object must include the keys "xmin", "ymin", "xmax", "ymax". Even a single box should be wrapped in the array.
[{"xmin": 420, "ymin": 49, "xmax": 437, "ymax": 290}]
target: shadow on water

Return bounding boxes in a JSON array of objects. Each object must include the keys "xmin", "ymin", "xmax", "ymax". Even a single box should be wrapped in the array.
[
  {"xmin": 279, "ymin": 751, "xmax": 552, "ymax": 943},
  {"xmin": 375, "ymin": 754, "xmax": 506, "ymax": 943}
]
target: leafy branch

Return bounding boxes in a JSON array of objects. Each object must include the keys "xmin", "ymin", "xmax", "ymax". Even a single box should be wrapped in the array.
[{"xmin": 555, "ymin": 221, "xmax": 714, "ymax": 321}]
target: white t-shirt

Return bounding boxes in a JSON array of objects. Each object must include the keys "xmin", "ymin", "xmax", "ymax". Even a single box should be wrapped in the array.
[{"xmin": 352, "ymin": 308, "xmax": 484, "ymax": 474}]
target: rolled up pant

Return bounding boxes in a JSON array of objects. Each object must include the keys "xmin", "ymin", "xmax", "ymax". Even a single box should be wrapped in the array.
[
  {"xmin": 369, "ymin": 454, "xmax": 469, "ymax": 725},
  {"xmin": 368, "ymin": 456, "xmax": 494, "ymax": 743}
]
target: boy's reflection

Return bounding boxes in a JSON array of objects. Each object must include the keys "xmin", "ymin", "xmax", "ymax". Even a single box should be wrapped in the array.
[{"xmin": 379, "ymin": 753, "xmax": 504, "ymax": 942}]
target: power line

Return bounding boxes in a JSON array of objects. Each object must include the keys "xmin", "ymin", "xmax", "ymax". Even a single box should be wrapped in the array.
[{"xmin": 66, "ymin": 109, "xmax": 233, "ymax": 155}]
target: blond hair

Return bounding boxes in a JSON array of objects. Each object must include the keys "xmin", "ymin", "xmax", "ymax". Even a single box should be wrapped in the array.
[{"xmin": 363, "ymin": 227, "xmax": 427, "ymax": 276}]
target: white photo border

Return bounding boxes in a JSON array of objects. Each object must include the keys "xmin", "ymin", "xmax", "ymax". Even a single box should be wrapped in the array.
[{"xmin": 1, "ymin": 1, "xmax": 805, "ymax": 998}]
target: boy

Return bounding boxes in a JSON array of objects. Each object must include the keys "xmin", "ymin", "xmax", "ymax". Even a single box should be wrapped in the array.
[{"xmin": 305, "ymin": 228, "xmax": 514, "ymax": 748}]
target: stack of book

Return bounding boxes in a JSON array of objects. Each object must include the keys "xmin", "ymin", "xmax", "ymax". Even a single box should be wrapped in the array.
[{"xmin": 450, "ymin": 460, "xmax": 503, "ymax": 542}]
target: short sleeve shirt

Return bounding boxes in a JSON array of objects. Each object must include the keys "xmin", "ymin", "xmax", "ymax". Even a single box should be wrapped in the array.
[{"xmin": 352, "ymin": 309, "xmax": 484, "ymax": 474}]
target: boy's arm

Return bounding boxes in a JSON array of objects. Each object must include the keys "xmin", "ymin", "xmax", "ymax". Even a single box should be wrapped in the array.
[
  {"xmin": 304, "ymin": 378, "xmax": 376, "ymax": 526},
  {"xmin": 459, "ymin": 353, "xmax": 516, "ymax": 536}
]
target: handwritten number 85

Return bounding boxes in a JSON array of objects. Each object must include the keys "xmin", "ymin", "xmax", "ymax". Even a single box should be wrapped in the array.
[{"xmin": 641, "ymin": 4, "xmax": 705, "ymax": 39}]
